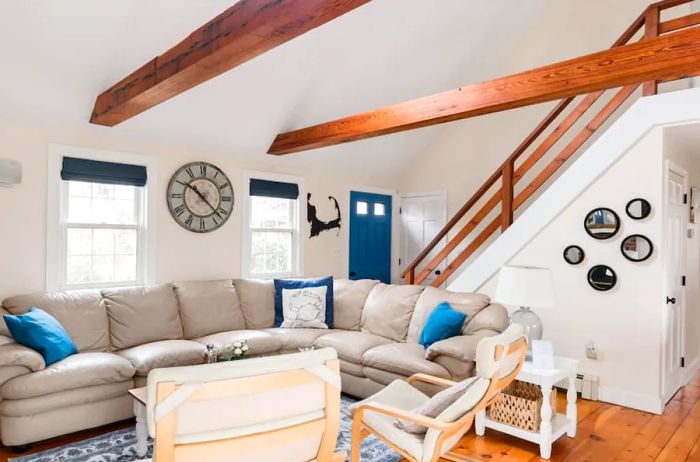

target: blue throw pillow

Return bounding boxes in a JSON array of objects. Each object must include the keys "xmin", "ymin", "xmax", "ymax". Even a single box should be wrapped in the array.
[
  {"xmin": 4, "ymin": 307, "xmax": 78, "ymax": 366},
  {"xmin": 419, "ymin": 302, "xmax": 467, "ymax": 349},
  {"xmin": 274, "ymin": 277, "xmax": 334, "ymax": 328}
]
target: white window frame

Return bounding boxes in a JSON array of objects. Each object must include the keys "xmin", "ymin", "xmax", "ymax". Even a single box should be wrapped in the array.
[
  {"xmin": 46, "ymin": 144, "xmax": 158, "ymax": 291},
  {"xmin": 241, "ymin": 170, "xmax": 304, "ymax": 279}
]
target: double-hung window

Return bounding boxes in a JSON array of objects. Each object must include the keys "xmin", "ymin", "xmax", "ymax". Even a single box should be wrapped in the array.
[
  {"xmin": 245, "ymin": 175, "xmax": 302, "ymax": 278},
  {"xmin": 58, "ymin": 157, "xmax": 147, "ymax": 289}
]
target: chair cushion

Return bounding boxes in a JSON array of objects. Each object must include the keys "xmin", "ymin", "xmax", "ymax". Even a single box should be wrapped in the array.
[
  {"xmin": 0, "ymin": 352, "xmax": 135, "ymax": 399},
  {"xmin": 351, "ymin": 380, "xmax": 427, "ymax": 461},
  {"xmin": 362, "ymin": 343, "xmax": 450, "ymax": 379},
  {"xmin": 408, "ymin": 287, "xmax": 490, "ymax": 343},
  {"xmin": 333, "ymin": 279, "xmax": 379, "ymax": 331},
  {"xmin": 103, "ymin": 284, "xmax": 183, "ymax": 350},
  {"xmin": 174, "ymin": 280, "xmax": 246, "ymax": 339},
  {"xmin": 314, "ymin": 331, "xmax": 392, "ymax": 363},
  {"xmin": 361, "ymin": 284, "xmax": 424, "ymax": 342},
  {"xmin": 395, "ymin": 376, "xmax": 480, "ymax": 434},
  {"xmin": 232, "ymin": 279, "xmax": 275, "ymax": 329},
  {"xmin": 264, "ymin": 328, "xmax": 338, "ymax": 351},
  {"xmin": 117, "ymin": 340, "xmax": 206, "ymax": 376},
  {"xmin": 4, "ymin": 308, "xmax": 78, "ymax": 366},
  {"xmin": 192, "ymin": 330, "xmax": 282, "ymax": 356},
  {"xmin": 3, "ymin": 289, "xmax": 110, "ymax": 352}
]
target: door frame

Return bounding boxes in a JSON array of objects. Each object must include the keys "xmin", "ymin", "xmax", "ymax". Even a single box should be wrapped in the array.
[
  {"xmin": 661, "ymin": 159, "xmax": 688, "ymax": 403},
  {"xmin": 346, "ymin": 186, "xmax": 400, "ymax": 283},
  {"xmin": 399, "ymin": 190, "xmax": 448, "ymax": 286}
]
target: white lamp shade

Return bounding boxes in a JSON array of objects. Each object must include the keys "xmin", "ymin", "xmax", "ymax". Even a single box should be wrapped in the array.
[{"xmin": 495, "ymin": 265, "xmax": 555, "ymax": 308}]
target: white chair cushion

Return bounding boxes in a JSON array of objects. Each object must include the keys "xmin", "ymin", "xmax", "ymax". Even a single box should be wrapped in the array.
[{"xmin": 351, "ymin": 380, "xmax": 428, "ymax": 461}]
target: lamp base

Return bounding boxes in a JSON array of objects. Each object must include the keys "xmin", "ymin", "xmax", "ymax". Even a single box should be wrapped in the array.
[{"xmin": 509, "ymin": 306, "xmax": 542, "ymax": 361}]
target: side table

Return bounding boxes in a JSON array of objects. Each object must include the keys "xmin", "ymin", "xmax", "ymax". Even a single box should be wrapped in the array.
[{"xmin": 475, "ymin": 356, "xmax": 579, "ymax": 459}]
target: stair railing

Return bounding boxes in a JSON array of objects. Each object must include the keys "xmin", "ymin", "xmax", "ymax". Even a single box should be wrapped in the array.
[{"xmin": 402, "ymin": 0, "xmax": 700, "ymax": 287}]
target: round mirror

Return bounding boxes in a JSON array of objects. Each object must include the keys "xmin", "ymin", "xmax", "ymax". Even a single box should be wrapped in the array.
[
  {"xmin": 621, "ymin": 234, "xmax": 653, "ymax": 262},
  {"xmin": 626, "ymin": 198, "xmax": 651, "ymax": 220},
  {"xmin": 584, "ymin": 208, "xmax": 620, "ymax": 240},
  {"xmin": 587, "ymin": 265, "xmax": 617, "ymax": 291},
  {"xmin": 563, "ymin": 245, "xmax": 585, "ymax": 265}
]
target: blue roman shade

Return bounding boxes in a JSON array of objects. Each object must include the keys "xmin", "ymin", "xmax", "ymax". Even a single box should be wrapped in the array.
[
  {"xmin": 249, "ymin": 178, "xmax": 299, "ymax": 200},
  {"xmin": 61, "ymin": 157, "xmax": 147, "ymax": 187}
]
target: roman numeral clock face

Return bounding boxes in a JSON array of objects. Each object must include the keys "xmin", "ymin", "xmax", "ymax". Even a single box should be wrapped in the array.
[{"xmin": 167, "ymin": 162, "xmax": 234, "ymax": 233}]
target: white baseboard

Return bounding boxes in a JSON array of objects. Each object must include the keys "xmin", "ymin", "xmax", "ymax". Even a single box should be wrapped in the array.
[
  {"xmin": 683, "ymin": 357, "xmax": 700, "ymax": 386},
  {"xmin": 598, "ymin": 386, "xmax": 664, "ymax": 415}
]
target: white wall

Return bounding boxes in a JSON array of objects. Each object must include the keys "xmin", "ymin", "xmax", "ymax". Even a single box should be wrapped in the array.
[
  {"xmin": 476, "ymin": 129, "xmax": 665, "ymax": 413},
  {"xmin": 0, "ymin": 119, "xmax": 399, "ymax": 300}
]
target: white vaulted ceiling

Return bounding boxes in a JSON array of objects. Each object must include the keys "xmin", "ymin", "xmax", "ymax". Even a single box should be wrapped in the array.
[{"xmin": 0, "ymin": 0, "xmax": 653, "ymax": 183}]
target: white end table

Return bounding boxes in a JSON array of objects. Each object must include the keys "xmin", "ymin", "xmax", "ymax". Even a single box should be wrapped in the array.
[
  {"xmin": 475, "ymin": 357, "xmax": 579, "ymax": 459},
  {"xmin": 129, "ymin": 387, "xmax": 149, "ymax": 458}
]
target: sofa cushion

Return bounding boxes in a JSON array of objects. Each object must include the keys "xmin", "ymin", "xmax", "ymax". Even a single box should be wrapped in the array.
[
  {"xmin": 4, "ymin": 308, "xmax": 78, "ymax": 366},
  {"xmin": 408, "ymin": 287, "xmax": 490, "ymax": 343},
  {"xmin": 117, "ymin": 340, "xmax": 206, "ymax": 376},
  {"xmin": 192, "ymin": 330, "xmax": 282, "ymax": 356},
  {"xmin": 0, "ymin": 352, "xmax": 135, "ymax": 400},
  {"xmin": 361, "ymin": 284, "xmax": 424, "ymax": 342},
  {"xmin": 103, "ymin": 284, "xmax": 183, "ymax": 350},
  {"xmin": 333, "ymin": 279, "xmax": 379, "ymax": 331},
  {"xmin": 174, "ymin": 280, "xmax": 246, "ymax": 339},
  {"xmin": 362, "ymin": 343, "xmax": 450, "ymax": 379},
  {"xmin": 3, "ymin": 289, "xmax": 109, "ymax": 352},
  {"xmin": 315, "ymin": 331, "xmax": 392, "ymax": 363},
  {"xmin": 233, "ymin": 279, "xmax": 275, "ymax": 329},
  {"xmin": 264, "ymin": 328, "xmax": 338, "ymax": 351},
  {"xmin": 463, "ymin": 303, "xmax": 509, "ymax": 335}
]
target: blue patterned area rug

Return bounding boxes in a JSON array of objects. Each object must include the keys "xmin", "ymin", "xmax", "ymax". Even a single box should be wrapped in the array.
[{"xmin": 9, "ymin": 396, "xmax": 402, "ymax": 462}]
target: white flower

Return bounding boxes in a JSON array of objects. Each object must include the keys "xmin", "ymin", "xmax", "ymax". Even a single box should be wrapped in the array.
[
  {"xmin": 234, "ymin": 348, "xmax": 242, "ymax": 356},
  {"xmin": 242, "ymin": 344, "xmax": 250, "ymax": 352},
  {"xmin": 233, "ymin": 342, "xmax": 242, "ymax": 348}
]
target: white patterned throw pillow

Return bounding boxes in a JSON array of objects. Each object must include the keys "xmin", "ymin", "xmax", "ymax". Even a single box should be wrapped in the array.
[{"xmin": 281, "ymin": 286, "xmax": 328, "ymax": 329}]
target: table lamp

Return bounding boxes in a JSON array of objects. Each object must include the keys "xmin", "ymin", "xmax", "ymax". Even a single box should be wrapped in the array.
[{"xmin": 495, "ymin": 265, "xmax": 555, "ymax": 360}]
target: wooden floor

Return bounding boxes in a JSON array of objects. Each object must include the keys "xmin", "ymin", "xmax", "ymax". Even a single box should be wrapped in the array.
[{"xmin": 2, "ymin": 375, "xmax": 700, "ymax": 461}]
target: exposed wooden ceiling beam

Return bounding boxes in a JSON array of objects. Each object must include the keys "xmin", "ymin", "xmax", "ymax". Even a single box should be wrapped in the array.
[
  {"xmin": 268, "ymin": 26, "xmax": 700, "ymax": 155},
  {"xmin": 90, "ymin": 0, "xmax": 371, "ymax": 127}
]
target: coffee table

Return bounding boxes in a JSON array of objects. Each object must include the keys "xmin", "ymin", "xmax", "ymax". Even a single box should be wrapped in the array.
[{"xmin": 128, "ymin": 387, "xmax": 149, "ymax": 458}]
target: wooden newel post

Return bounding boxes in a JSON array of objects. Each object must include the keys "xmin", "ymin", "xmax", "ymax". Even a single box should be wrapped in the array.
[
  {"xmin": 643, "ymin": 6, "xmax": 660, "ymax": 96},
  {"xmin": 404, "ymin": 268, "xmax": 415, "ymax": 285},
  {"xmin": 501, "ymin": 161, "xmax": 514, "ymax": 231}
]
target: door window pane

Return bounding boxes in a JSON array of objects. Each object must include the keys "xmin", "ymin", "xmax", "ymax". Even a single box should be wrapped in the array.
[
  {"xmin": 374, "ymin": 203, "xmax": 385, "ymax": 216},
  {"xmin": 356, "ymin": 201, "xmax": 368, "ymax": 215}
]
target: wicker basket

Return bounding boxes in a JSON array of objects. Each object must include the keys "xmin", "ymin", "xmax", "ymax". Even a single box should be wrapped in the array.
[{"xmin": 488, "ymin": 380, "xmax": 557, "ymax": 432}]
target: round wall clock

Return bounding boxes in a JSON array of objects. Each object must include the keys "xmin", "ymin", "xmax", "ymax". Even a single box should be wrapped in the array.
[{"xmin": 167, "ymin": 162, "xmax": 234, "ymax": 233}]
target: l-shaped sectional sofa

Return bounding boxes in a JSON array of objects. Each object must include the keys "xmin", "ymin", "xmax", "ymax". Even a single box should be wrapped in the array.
[{"xmin": 0, "ymin": 278, "xmax": 508, "ymax": 447}]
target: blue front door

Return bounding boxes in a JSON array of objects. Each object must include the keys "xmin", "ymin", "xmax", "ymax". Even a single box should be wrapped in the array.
[{"xmin": 349, "ymin": 191, "xmax": 392, "ymax": 283}]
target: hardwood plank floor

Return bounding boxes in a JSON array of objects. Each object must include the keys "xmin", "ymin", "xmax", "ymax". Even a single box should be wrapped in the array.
[{"xmin": 1, "ymin": 375, "xmax": 699, "ymax": 461}]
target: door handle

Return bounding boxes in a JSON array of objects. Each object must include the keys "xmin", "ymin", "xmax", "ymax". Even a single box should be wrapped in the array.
[
  {"xmin": 667, "ymin": 297, "xmax": 676, "ymax": 304},
  {"xmin": 349, "ymin": 271, "xmax": 357, "ymax": 277},
  {"xmin": 435, "ymin": 270, "xmax": 442, "ymax": 276}
]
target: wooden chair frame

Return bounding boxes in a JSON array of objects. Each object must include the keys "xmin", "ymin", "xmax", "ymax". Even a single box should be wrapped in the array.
[
  {"xmin": 351, "ymin": 337, "xmax": 528, "ymax": 462},
  {"xmin": 150, "ymin": 358, "xmax": 346, "ymax": 462}
]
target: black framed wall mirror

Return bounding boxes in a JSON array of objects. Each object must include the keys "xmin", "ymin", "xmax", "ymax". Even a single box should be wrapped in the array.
[
  {"xmin": 587, "ymin": 265, "xmax": 617, "ymax": 291},
  {"xmin": 584, "ymin": 208, "xmax": 620, "ymax": 240},
  {"xmin": 563, "ymin": 245, "xmax": 585, "ymax": 265},
  {"xmin": 621, "ymin": 234, "xmax": 653, "ymax": 262},
  {"xmin": 626, "ymin": 198, "xmax": 651, "ymax": 220}
]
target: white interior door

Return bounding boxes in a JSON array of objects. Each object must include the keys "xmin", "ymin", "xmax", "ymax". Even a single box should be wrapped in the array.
[
  {"xmin": 664, "ymin": 163, "xmax": 687, "ymax": 402},
  {"xmin": 400, "ymin": 194, "xmax": 446, "ymax": 286}
]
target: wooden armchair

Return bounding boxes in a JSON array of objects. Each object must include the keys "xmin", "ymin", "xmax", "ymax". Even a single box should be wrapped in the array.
[
  {"xmin": 351, "ymin": 324, "xmax": 527, "ymax": 462},
  {"xmin": 142, "ymin": 348, "xmax": 346, "ymax": 462}
]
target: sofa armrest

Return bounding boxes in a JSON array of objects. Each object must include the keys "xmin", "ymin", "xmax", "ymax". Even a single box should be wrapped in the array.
[
  {"xmin": 0, "ymin": 336, "xmax": 45, "ymax": 372},
  {"xmin": 463, "ymin": 303, "xmax": 509, "ymax": 335},
  {"xmin": 425, "ymin": 330, "xmax": 500, "ymax": 362}
]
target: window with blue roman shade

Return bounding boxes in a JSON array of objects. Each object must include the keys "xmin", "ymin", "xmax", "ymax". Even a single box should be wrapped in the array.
[
  {"xmin": 249, "ymin": 178, "xmax": 299, "ymax": 200},
  {"xmin": 61, "ymin": 157, "xmax": 147, "ymax": 187}
]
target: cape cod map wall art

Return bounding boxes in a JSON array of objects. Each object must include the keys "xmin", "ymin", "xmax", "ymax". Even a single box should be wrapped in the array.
[{"xmin": 307, "ymin": 193, "xmax": 341, "ymax": 238}]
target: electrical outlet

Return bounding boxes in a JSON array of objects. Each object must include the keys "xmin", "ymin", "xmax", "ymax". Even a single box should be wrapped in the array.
[{"xmin": 586, "ymin": 342, "xmax": 598, "ymax": 360}]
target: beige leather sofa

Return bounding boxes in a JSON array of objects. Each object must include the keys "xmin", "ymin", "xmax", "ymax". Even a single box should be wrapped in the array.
[{"xmin": 0, "ymin": 279, "xmax": 508, "ymax": 447}]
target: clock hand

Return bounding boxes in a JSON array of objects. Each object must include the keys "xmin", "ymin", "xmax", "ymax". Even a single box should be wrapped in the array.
[{"xmin": 189, "ymin": 184, "xmax": 223, "ymax": 219}]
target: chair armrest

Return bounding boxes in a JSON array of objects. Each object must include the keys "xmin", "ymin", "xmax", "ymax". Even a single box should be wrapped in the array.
[
  {"xmin": 425, "ymin": 330, "xmax": 500, "ymax": 362},
  {"xmin": 353, "ymin": 402, "xmax": 451, "ymax": 431},
  {"xmin": 0, "ymin": 336, "xmax": 45, "ymax": 372},
  {"xmin": 407, "ymin": 373, "xmax": 457, "ymax": 389}
]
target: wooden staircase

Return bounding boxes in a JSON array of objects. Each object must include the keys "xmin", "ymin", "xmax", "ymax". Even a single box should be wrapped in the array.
[{"xmin": 402, "ymin": 0, "xmax": 700, "ymax": 287}]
